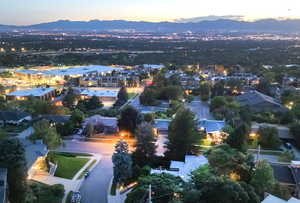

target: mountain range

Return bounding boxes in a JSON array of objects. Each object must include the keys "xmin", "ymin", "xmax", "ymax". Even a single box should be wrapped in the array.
[{"xmin": 1, "ymin": 18, "xmax": 300, "ymax": 33}]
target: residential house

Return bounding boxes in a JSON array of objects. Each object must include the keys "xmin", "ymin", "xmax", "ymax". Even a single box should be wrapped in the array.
[
  {"xmin": 198, "ymin": 119, "xmax": 226, "ymax": 144},
  {"xmin": 262, "ymin": 194, "xmax": 300, "ymax": 203},
  {"xmin": 78, "ymin": 88, "xmax": 119, "ymax": 107},
  {"xmin": 154, "ymin": 119, "xmax": 171, "ymax": 134},
  {"xmin": 0, "ymin": 111, "xmax": 32, "ymax": 126},
  {"xmin": 235, "ymin": 90, "xmax": 288, "ymax": 113},
  {"xmin": 151, "ymin": 155, "xmax": 208, "ymax": 181},
  {"xmin": 84, "ymin": 115, "xmax": 118, "ymax": 134}
]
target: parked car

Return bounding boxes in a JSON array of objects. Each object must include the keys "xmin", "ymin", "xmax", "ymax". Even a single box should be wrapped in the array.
[
  {"xmin": 84, "ymin": 171, "xmax": 90, "ymax": 178},
  {"xmin": 284, "ymin": 142, "xmax": 292, "ymax": 150},
  {"xmin": 71, "ymin": 191, "xmax": 81, "ymax": 203}
]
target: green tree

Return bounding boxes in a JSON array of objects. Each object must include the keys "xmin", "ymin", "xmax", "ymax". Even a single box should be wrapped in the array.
[
  {"xmin": 62, "ymin": 88, "xmax": 77, "ymax": 108},
  {"xmin": 0, "ymin": 138, "xmax": 27, "ymax": 203},
  {"xmin": 226, "ymin": 123, "xmax": 250, "ymax": 152},
  {"xmin": 114, "ymin": 86, "xmax": 129, "ymax": 107},
  {"xmin": 257, "ymin": 127, "xmax": 281, "ymax": 149},
  {"xmin": 70, "ymin": 109, "xmax": 85, "ymax": 128},
  {"xmin": 126, "ymin": 173, "xmax": 183, "ymax": 203},
  {"xmin": 210, "ymin": 96, "xmax": 227, "ymax": 112},
  {"xmin": 132, "ymin": 123, "xmax": 157, "ymax": 167},
  {"xmin": 112, "ymin": 140, "xmax": 132, "ymax": 185},
  {"xmin": 211, "ymin": 80, "xmax": 225, "ymax": 97},
  {"xmin": 250, "ymin": 160, "xmax": 276, "ymax": 198},
  {"xmin": 165, "ymin": 108, "xmax": 199, "ymax": 161},
  {"xmin": 199, "ymin": 81, "xmax": 211, "ymax": 101},
  {"xmin": 87, "ymin": 96, "xmax": 103, "ymax": 110},
  {"xmin": 32, "ymin": 119, "xmax": 62, "ymax": 150},
  {"xmin": 183, "ymin": 176, "xmax": 259, "ymax": 203},
  {"xmin": 139, "ymin": 87, "xmax": 158, "ymax": 106},
  {"xmin": 205, "ymin": 144, "xmax": 254, "ymax": 182},
  {"xmin": 118, "ymin": 105, "xmax": 141, "ymax": 133}
]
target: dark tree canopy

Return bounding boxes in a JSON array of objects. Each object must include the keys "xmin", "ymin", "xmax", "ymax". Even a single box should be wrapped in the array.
[
  {"xmin": 118, "ymin": 105, "xmax": 141, "ymax": 133},
  {"xmin": 165, "ymin": 108, "xmax": 199, "ymax": 161}
]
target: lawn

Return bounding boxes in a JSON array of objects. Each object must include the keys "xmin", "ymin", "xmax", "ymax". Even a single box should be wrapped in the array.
[
  {"xmin": 128, "ymin": 93, "xmax": 137, "ymax": 99},
  {"xmin": 50, "ymin": 152, "xmax": 90, "ymax": 179}
]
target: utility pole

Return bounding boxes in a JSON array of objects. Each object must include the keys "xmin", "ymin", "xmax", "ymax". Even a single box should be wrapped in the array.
[
  {"xmin": 256, "ymin": 145, "xmax": 261, "ymax": 166},
  {"xmin": 148, "ymin": 184, "xmax": 152, "ymax": 203}
]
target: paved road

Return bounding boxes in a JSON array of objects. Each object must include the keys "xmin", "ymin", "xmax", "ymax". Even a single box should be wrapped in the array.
[
  {"xmin": 186, "ymin": 97, "xmax": 213, "ymax": 120},
  {"xmin": 58, "ymin": 140, "xmax": 117, "ymax": 203}
]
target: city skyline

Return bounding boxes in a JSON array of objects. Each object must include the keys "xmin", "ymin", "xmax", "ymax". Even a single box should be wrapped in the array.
[{"xmin": 1, "ymin": 0, "xmax": 300, "ymax": 25}]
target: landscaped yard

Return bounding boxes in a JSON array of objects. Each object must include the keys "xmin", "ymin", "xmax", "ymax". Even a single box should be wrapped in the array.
[
  {"xmin": 49, "ymin": 152, "xmax": 90, "ymax": 179},
  {"xmin": 128, "ymin": 93, "xmax": 137, "ymax": 99}
]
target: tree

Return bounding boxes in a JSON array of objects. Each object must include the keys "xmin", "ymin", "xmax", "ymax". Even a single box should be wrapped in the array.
[
  {"xmin": 112, "ymin": 140, "xmax": 132, "ymax": 185},
  {"xmin": 250, "ymin": 160, "xmax": 276, "ymax": 197},
  {"xmin": 210, "ymin": 96, "xmax": 227, "ymax": 112},
  {"xmin": 183, "ymin": 176, "xmax": 259, "ymax": 203},
  {"xmin": 226, "ymin": 123, "xmax": 250, "ymax": 152},
  {"xmin": 211, "ymin": 80, "xmax": 225, "ymax": 97},
  {"xmin": 114, "ymin": 86, "xmax": 129, "ymax": 107},
  {"xmin": 143, "ymin": 113, "xmax": 155, "ymax": 124},
  {"xmin": 126, "ymin": 173, "xmax": 183, "ymax": 203},
  {"xmin": 205, "ymin": 144, "xmax": 254, "ymax": 182},
  {"xmin": 84, "ymin": 123, "xmax": 95, "ymax": 137},
  {"xmin": 290, "ymin": 123, "xmax": 300, "ymax": 147},
  {"xmin": 256, "ymin": 78, "xmax": 272, "ymax": 96},
  {"xmin": 165, "ymin": 108, "xmax": 199, "ymax": 161},
  {"xmin": 198, "ymin": 81, "xmax": 211, "ymax": 101},
  {"xmin": 62, "ymin": 88, "xmax": 77, "ymax": 108},
  {"xmin": 158, "ymin": 85, "xmax": 183, "ymax": 101},
  {"xmin": 139, "ymin": 87, "xmax": 158, "ymax": 106},
  {"xmin": 118, "ymin": 105, "xmax": 141, "ymax": 133},
  {"xmin": 257, "ymin": 127, "xmax": 281, "ymax": 149},
  {"xmin": 32, "ymin": 119, "xmax": 62, "ymax": 150},
  {"xmin": 132, "ymin": 123, "xmax": 157, "ymax": 167},
  {"xmin": 70, "ymin": 109, "xmax": 85, "ymax": 128},
  {"xmin": 0, "ymin": 138, "xmax": 27, "ymax": 203},
  {"xmin": 87, "ymin": 96, "xmax": 103, "ymax": 110}
]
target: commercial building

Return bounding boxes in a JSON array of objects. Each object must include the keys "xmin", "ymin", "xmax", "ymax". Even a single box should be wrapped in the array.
[
  {"xmin": 78, "ymin": 88, "xmax": 119, "ymax": 107},
  {"xmin": 6, "ymin": 88, "xmax": 56, "ymax": 101}
]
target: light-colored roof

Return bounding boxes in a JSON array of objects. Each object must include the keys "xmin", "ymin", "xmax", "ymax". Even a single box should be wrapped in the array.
[
  {"xmin": 16, "ymin": 65, "xmax": 122, "ymax": 76},
  {"xmin": 84, "ymin": 115, "xmax": 118, "ymax": 128},
  {"xmin": 151, "ymin": 155, "xmax": 208, "ymax": 181},
  {"xmin": 198, "ymin": 119, "xmax": 225, "ymax": 133},
  {"xmin": 143, "ymin": 64, "xmax": 164, "ymax": 69},
  {"xmin": 262, "ymin": 194, "xmax": 300, "ymax": 203},
  {"xmin": 7, "ymin": 88, "xmax": 55, "ymax": 97},
  {"xmin": 80, "ymin": 89, "xmax": 118, "ymax": 97}
]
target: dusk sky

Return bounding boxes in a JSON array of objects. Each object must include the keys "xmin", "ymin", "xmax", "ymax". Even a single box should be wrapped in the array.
[{"xmin": 1, "ymin": 0, "xmax": 300, "ymax": 25}]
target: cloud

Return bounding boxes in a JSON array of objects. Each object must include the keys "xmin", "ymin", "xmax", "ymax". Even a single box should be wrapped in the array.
[{"xmin": 175, "ymin": 15, "xmax": 246, "ymax": 23}]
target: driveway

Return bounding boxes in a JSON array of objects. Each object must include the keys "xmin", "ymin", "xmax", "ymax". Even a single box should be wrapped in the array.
[
  {"xmin": 186, "ymin": 97, "xmax": 213, "ymax": 120},
  {"xmin": 58, "ymin": 139, "xmax": 124, "ymax": 203}
]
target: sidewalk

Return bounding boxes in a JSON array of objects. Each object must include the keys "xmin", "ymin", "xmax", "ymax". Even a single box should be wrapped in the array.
[
  {"xmin": 30, "ymin": 153, "xmax": 102, "ymax": 203},
  {"xmin": 107, "ymin": 178, "xmax": 130, "ymax": 203}
]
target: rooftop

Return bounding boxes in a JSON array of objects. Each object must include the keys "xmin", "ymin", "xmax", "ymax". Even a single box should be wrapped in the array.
[
  {"xmin": 16, "ymin": 65, "xmax": 122, "ymax": 76},
  {"xmin": 7, "ymin": 88, "xmax": 55, "ymax": 97},
  {"xmin": 235, "ymin": 90, "xmax": 283, "ymax": 107},
  {"xmin": 0, "ymin": 111, "xmax": 31, "ymax": 121},
  {"xmin": 151, "ymin": 155, "xmax": 208, "ymax": 181},
  {"xmin": 262, "ymin": 194, "xmax": 300, "ymax": 203},
  {"xmin": 198, "ymin": 119, "xmax": 225, "ymax": 133},
  {"xmin": 80, "ymin": 89, "xmax": 119, "ymax": 97}
]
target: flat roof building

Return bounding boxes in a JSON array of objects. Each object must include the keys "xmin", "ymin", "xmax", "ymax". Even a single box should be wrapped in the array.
[
  {"xmin": 78, "ymin": 88, "xmax": 119, "ymax": 107},
  {"xmin": 6, "ymin": 88, "xmax": 56, "ymax": 101}
]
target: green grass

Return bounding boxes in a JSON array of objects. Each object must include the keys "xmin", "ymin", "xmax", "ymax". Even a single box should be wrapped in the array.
[
  {"xmin": 50, "ymin": 152, "xmax": 90, "ymax": 179},
  {"xmin": 128, "ymin": 93, "xmax": 137, "ymax": 99},
  {"xmin": 77, "ymin": 159, "xmax": 97, "ymax": 179}
]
